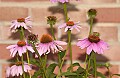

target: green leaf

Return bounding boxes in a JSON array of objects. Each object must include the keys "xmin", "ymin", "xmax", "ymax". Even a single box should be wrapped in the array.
[
  {"xmin": 46, "ymin": 63, "xmax": 57, "ymax": 78},
  {"xmin": 67, "ymin": 63, "xmax": 80, "ymax": 71},
  {"xmin": 32, "ymin": 69, "xmax": 43, "ymax": 78},
  {"xmin": 61, "ymin": 72, "xmax": 77, "ymax": 76},
  {"xmin": 77, "ymin": 66, "xmax": 85, "ymax": 73},
  {"xmin": 58, "ymin": 50, "xmax": 66, "ymax": 59},
  {"xmin": 112, "ymin": 74, "xmax": 120, "ymax": 77},
  {"xmin": 90, "ymin": 71, "xmax": 106, "ymax": 78},
  {"xmin": 30, "ymin": 58, "xmax": 40, "ymax": 67}
]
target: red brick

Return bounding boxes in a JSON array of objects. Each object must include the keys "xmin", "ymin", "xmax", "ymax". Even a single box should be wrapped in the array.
[
  {"xmin": 31, "ymin": 8, "xmax": 86, "ymax": 23},
  {"xmin": 31, "ymin": 8, "xmax": 63, "ymax": 23},
  {"xmin": 32, "ymin": 26, "xmax": 58, "ymax": 39},
  {"xmin": 95, "ymin": 8, "xmax": 120, "ymax": 23},
  {"xmin": 93, "ymin": 26, "xmax": 118, "ymax": 42},
  {"xmin": 0, "ymin": 44, "xmax": 11, "ymax": 60},
  {"xmin": 68, "ymin": 9, "xmax": 87, "ymax": 22},
  {"xmin": 2, "ymin": 64, "xmax": 10, "ymax": 78},
  {"xmin": 97, "ymin": 65, "xmax": 119, "ymax": 78},
  {"xmin": 103, "ymin": 43, "xmax": 120, "ymax": 61},
  {"xmin": 79, "ymin": 0, "xmax": 116, "ymax": 4},
  {"xmin": 0, "ymin": 7, "xmax": 28, "ymax": 21}
]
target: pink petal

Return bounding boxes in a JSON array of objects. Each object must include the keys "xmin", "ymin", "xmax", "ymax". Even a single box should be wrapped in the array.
[
  {"xmin": 54, "ymin": 40, "xmax": 67, "ymax": 45},
  {"xmin": 58, "ymin": 23, "xmax": 66, "ymax": 29},
  {"xmin": 26, "ymin": 46, "xmax": 35, "ymax": 53},
  {"xmin": 86, "ymin": 45, "xmax": 93, "ymax": 55}
]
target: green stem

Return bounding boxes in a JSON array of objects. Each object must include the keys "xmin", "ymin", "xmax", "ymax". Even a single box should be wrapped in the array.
[
  {"xmin": 107, "ymin": 67, "xmax": 111, "ymax": 78},
  {"xmin": 32, "ymin": 43, "xmax": 48, "ymax": 78},
  {"xmin": 63, "ymin": 3, "xmax": 69, "ymax": 22},
  {"xmin": 16, "ymin": 53, "xmax": 19, "ymax": 62},
  {"xmin": 93, "ymin": 52, "xmax": 97, "ymax": 78},
  {"xmin": 50, "ymin": 22, "xmax": 62, "ymax": 74},
  {"xmin": 21, "ymin": 55, "xmax": 26, "ymax": 78},
  {"xmin": 19, "ymin": 27, "xmax": 26, "ymax": 78},
  {"xmin": 26, "ymin": 51, "xmax": 30, "ymax": 65},
  {"xmin": 19, "ymin": 27, "xmax": 25, "ymax": 40},
  {"xmin": 56, "ymin": 50, "xmax": 67, "ymax": 78},
  {"xmin": 68, "ymin": 30, "xmax": 73, "ymax": 71},
  {"xmin": 50, "ymin": 23, "xmax": 56, "ymax": 40},
  {"xmin": 89, "ymin": 17, "xmax": 93, "ymax": 35}
]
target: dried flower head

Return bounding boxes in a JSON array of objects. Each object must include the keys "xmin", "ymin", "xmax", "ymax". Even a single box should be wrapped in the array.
[
  {"xmin": 47, "ymin": 16, "xmax": 57, "ymax": 25},
  {"xmin": 27, "ymin": 33, "xmax": 38, "ymax": 43}
]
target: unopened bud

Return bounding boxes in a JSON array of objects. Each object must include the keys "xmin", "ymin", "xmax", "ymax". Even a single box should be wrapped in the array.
[{"xmin": 88, "ymin": 9, "xmax": 97, "ymax": 18}]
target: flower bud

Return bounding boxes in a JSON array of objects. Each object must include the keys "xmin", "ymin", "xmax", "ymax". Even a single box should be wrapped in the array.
[{"xmin": 88, "ymin": 9, "xmax": 97, "ymax": 18}]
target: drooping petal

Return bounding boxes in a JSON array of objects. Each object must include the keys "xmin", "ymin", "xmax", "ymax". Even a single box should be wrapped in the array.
[
  {"xmin": 26, "ymin": 46, "xmax": 35, "ymax": 53},
  {"xmin": 86, "ymin": 45, "xmax": 93, "ymax": 55}
]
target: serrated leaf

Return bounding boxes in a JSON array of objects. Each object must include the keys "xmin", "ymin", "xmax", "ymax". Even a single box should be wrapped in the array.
[
  {"xmin": 46, "ymin": 63, "xmax": 57, "ymax": 78},
  {"xmin": 67, "ymin": 63, "xmax": 80, "ymax": 71}
]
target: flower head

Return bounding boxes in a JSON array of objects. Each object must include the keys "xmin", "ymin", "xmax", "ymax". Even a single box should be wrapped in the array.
[
  {"xmin": 6, "ymin": 40, "xmax": 35, "ymax": 57},
  {"xmin": 47, "ymin": 16, "xmax": 57, "ymax": 25},
  {"xmin": 10, "ymin": 16, "xmax": 32, "ymax": 32},
  {"xmin": 88, "ymin": 9, "xmax": 97, "ymax": 18},
  {"xmin": 6, "ymin": 62, "xmax": 31, "ymax": 77},
  {"xmin": 50, "ymin": 0, "xmax": 68, "ymax": 3},
  {"xmin": 37, "ymin": 34, "xmax": 67, "ymax": 56},
  {"xmin": 58, "ymin": 21, "xmax": 81, "ymax": 32},
  {"xmin": 77, "ymin": 32, "xmax": 108, "ymax": 55},
  {"xmin": 27, "ymin": 33, "xmax": 38, "ymax": 43},
  {"xmin": 50, "ymin": 0, "xmax": 80, "ymax": 3}
]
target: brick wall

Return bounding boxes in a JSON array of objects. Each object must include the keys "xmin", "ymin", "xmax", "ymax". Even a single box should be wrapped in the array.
[{"xmin": 0, "ymin": 0, "xmax": 120, "ymax": 78}]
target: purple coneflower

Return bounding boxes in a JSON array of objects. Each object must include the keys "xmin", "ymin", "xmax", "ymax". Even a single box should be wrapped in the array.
[
  {"xmin": 6, "ymin": 62, "xmax": 31, "ymax": 77},
  {"xmin": 58, "ymin": 21, "xmax": 81, "ymax": 32},
  {"xmin": 6, "ymin": 40, "xmax": 35, "ymax": 57},
  {"xmin": 50, "ymin": 0, "xmax": 68, "ymax": 3},
  {"xmin": 37, "ymin": 34, "xmax": 67, "ymax": 56},
  {"xmin": 77, "ymin": 32, "xmax": 109, "ymax": 55},
  {"xmin": 50, "ymin": 0, "xmax": 80, "ymax": 3},
  {"xmin": 10, "ymin": 16, "xmax": 32, "ymax": 32}
]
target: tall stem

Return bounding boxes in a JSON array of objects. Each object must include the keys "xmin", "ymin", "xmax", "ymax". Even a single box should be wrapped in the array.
[
  {"xmin": 19, "ymin": 27, "xmax": 26, "ymax": 78},
  {"xmin": 85, "ymin": 17, "xmax": 94, "ymax": 78},
  {"xmin": 63, "ymin": 3, "xmax": 69, "ymax": 22},
  {"xmin": 50, "ymin": 23, "xmax": 56, "ymax": 40},
  {"xmin": 63, "ymin": 2, "xmax": 73, "ymax": 71},
  {"xmin": 32, "ymin": 43, "xmax": 48, "ymax": 78},
  {"xmin": 68, "ymin": 30, "xmax": 73, "ymax": 71},
  {"xmin": 89, "ymin": 17, "xmax": 93, "ymax": 35},
  {"xmin": 21, "ymin": 55, "xmax": 26, "ymax": 78},
  {"xmin": 50, "ymin": 22, "xmax": 62, "ymax": 74},
  {"xmin": 26, "ymin": 51, "xmax": 30, "ymax": 65},
  {"xmin": 93, "ymin": 52, "xmax": 97, "ymax": 78}
]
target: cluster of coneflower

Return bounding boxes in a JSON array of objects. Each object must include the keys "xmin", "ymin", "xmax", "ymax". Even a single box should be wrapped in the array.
[{"xmin": 6, "ymin": 0, "xmax": 118, "ymax": 78}]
